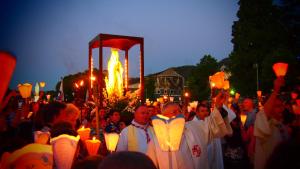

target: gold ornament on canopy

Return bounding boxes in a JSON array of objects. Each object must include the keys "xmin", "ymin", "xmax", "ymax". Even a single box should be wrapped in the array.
[
  {"xmin": 18, "ymin": 83, "xmax": 32, "ymax": 99},
  {"xmin": 209, "ymin": 72, "xmax": 225, "ymax": 89},
  {"xmin": 104, "ymin": 133, "xmax": 119, "ymax": 152},
  {"xmin": 151, "ymin": 114, "xmax": 185, "ymax": 151},
  {"xmin": 272, "ymin": 62, "xmax": 288, "ymax": 77}
]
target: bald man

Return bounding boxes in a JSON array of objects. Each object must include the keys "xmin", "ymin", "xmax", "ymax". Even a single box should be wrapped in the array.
[{"xmin": 117, "ymin": 105, "xmax": 154, "ymax": 154}]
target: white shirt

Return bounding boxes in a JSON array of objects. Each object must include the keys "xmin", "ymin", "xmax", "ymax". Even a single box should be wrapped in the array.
[
  {"xmin": 254, "ymin": 110, "xmax": 288, "ymax": 169},
  {"xmin": 117, "ymin": 120, "xmax": 154, "ymax": 154}
]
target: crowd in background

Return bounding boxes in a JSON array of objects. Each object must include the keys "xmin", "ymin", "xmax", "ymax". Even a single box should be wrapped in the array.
[{"xmin": 0, "ymin": 77, "xmax": 300, "ymax": 169}]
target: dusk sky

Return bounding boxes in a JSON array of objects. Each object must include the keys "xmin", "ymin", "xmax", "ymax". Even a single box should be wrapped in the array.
[{"xmin": 0, "ymin": 0, "xmax": 239, "ymax": 91}]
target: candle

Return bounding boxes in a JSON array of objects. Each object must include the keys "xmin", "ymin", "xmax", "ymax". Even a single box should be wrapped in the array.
[
  {"xmin": 104, "ymin": 133, "xmax": 119, "ymax": 152},
  {"xmin": 77, "ymin": 126, "xmax": 91, "ymax": 141},
  {"xmin": 257, "ymin": 90, "xmax": 262, "ymax": 98},
  {"xmin": 85, "ymin": 136, "xmax": 101, "ymax": 156},
  {"xmin": 240, "ymin": 114, "xmax": 247, "ymax": 126}
]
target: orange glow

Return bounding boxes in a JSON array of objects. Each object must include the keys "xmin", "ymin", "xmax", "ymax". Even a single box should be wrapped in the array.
[
  {"xmin": 209, "ymin": 72, "xmax": 225, "ymax": 89},
  {"xmin": 223, "ymin": 80, "xmax": 230, "ymax": 90},
  {"xmin": 240, "ymin": 114, "xmax": 247, "ymax": 126},
  {"xmin": 272, "ymin": 62, "xmax": 288, "ymax": 77},
  {"xmin": 75, "ymin": 83, "xmax": 79, "ymax": 88},
  {"xmin": 105, "ymin": 48, "xmax": 124, "ymax": 99},
  {"xmin": 91, "ymin": 76, "xmax": 96, "ymax": 81},
  {"xmin": 18, "ymin": 83, "xmax": 32, "ymax": 99},
  {"xmin": 80, "ymin": 80, "xmax": 84, "ymax": 86},
  {"xmin": 184, "ymin": 92, "xmax": 189, "ymax": 97},
  {"xmin": 39, "ymin": 82, "xmax": 46, "ymax": 88},
  {"xmin": 235, "ymin": 93, "xmax": 240, "ymax": 100},
  {"xmin": 257, "ymin": 90, "xmax": 262, "ymax": 97}
]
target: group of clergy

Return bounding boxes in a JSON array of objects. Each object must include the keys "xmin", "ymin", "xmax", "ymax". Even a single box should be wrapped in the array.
[{"xmin": 116, "ymin": 92, "xmax": 236, "ymax": 169}]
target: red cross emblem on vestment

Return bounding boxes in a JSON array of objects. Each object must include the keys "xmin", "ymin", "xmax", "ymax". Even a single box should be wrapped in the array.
[{"xmin": 192, "ymin": 145, "xmax": 201, "ymax": 157}]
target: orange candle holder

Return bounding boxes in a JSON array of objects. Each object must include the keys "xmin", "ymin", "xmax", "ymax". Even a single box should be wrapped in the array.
[
  {"xmin": 85, "ymin": 136, "xmax": 101, "ymax": 156},
  {"xmin": 77, "ymin": 126, "xmax": 91, "ymax": 141},
  {"xmin": 273, "ymin": 62, "xmax": 288, "ymax": 77}
]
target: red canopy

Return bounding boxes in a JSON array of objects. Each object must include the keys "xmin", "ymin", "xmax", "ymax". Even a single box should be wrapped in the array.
[{"xmin": 89, "ymin": 34, "xmax": 143, "ymax": 51}]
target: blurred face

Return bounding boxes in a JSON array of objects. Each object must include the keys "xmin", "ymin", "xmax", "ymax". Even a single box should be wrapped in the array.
[
  {"xmin": 99, "ymin": 109, "xmax": 106, "ymax": 119},
  {"xmin": 148, "ymin": 107, "xmax": 157, "ymax": 117},
  {"xmin": 111, "ymin": 112, "xmax": 120, "ymax": 123},
  {"xmin": 273, "ymin": 99, "xmax": 284, "ymax": 121},
  {"xmin": 162, "ymin": 104, "xmax": 182, "ymax": 118},
  {"xmin": 242, "ymin": 99, "xmax": 254, "ymax": 112},
  {"xmin": 91, "ymin": 118, "xmax": 97, "ymax": 128},
  {"xmin": 135, "ymin": 106, "xmax": 150, "ymax": 125},
  {"xmin": 196, "ymin": 106, "xmax": 209, "ymax": 120},
  {"xmin": 65, "ymin": 112, "xmax": 79, "ymax": 129}
]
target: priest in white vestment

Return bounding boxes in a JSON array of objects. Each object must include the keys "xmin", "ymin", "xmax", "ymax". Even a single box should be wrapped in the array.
[
  {"xmin": 193, "ymin": 103, "xmax": 236, "ymax": 169},
  {"xmin": 254, "ymin": 77, "xmax": 289, "ymax": 169},
  {"xmin": 147, "ymin": 93, "xmax": 233, "ymax": 169},
  {"xmin": 117, "ymin": 105, "xmax": 154, "ymax": 154}
]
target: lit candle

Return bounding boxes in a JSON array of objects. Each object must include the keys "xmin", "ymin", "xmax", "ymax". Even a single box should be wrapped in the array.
[
  {"xmin": 85, "ymin": 136, "xmax": 101, "ymax": 156},
  {"xmin": 240, "ymin": 114, "xmax": 247, "ymax": 126},
  {"xmin": 104, "ymin": 133, "xmax": 119, "ymax": 152},
  {"xmin": 77, "ymin": 126, "xmax": 91, "ymax": 141}
]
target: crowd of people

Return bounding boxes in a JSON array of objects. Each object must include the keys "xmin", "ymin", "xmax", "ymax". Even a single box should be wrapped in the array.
[{"xmin": 0, "ymin": 76, "xmax": 300, "ymax": 169}]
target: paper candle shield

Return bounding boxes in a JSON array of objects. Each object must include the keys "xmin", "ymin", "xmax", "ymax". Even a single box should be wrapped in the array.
[
  {"xmin": 223, "ymin": 80, "xmax": 230, "ymax": 90},
  {"xmin": 272, "ymin": 62, "xmax": 288, "ymax": 77},
  {"xmin": 240, "ymin": 114, "xmax": 247, "ymax": 126},
  {"xmin": 50, "ymin": 134, "xmax": 80, "ymax": 169},
  {"xmin": 34, "ymin": 131, "xmax": 50, "ymax": 144},
  {"xmin": 35, "ymin": 82, "xmax": 40, "ymax": 96},
  {"xmin": 7, "ymin": 143, "xmax": 53, "ymax": 169},
  {"xmin": 189, "ymin": 101, "xmax": 198, "ymax": 110},
  {"xmin": 39, "ymin": 82, "xmax": 46, "ymax": 88},
  {"xmin": 77, "ymin": 126, "xmax": 91, "ymax": 141},
  {"xmin": 257, "ymin": 90, "xmax": 262, "ymax": 97},
  {"xmin": 209, "ymin": 72, "xmax": 225, "ymax": 89},
  {"xmin": 0, "ymin": 52, "xmax": 16, "ymax": 104},
  {"xmin": 104, "ymin": 133, "xmax": 119, "ymax": 152},
  {"xmin": 18, "ymin": 83, "xmax": 32, "ymax": 99},
  {"xmin": 152, "ymin": 114, "xmax": 185, "ymax": 151},
  {"xmin": 85, "ymin": 137, "xmax": 101, "ymax": 155}
]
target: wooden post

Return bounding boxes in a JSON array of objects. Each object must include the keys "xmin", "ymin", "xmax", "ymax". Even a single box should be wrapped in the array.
[
  {"xmin": 99, "ymin": 38, "xmax": 103, "ymax": 109},
  {"xmin": 140, "ymin": 40, "xmax": 145, "ymax": 103},
  {"xmin": 88, "ymin": 47, "xmax": 92, "ymax": 100}
]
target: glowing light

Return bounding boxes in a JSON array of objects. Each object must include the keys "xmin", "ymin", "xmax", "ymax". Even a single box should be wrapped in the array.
[
  {"xmin": 80, "ymin": 80, "xmax": 84, "ymax": 86},
  {"xmin": 230, "ymin": 89, "xmax": 235, "ymax": 95},
  {"xmin": 105, "ymin": 48, "xmax": 124, "ymax": 100},
  {"xmin": 184, "ymin": 92, "xmax": 189, "ymax": 97},
  {"xmin": 18, "ymin": 83, "xmax": 32, "ymax": 99},
  {"xmin": 273, "ymin": 62, "xmax": 288, "ymax": 77}
]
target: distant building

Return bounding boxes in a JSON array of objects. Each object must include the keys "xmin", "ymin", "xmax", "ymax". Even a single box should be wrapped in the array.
[{"xmin": 154, "ymin": 68, "xmax": 184, "ymax": 101}]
